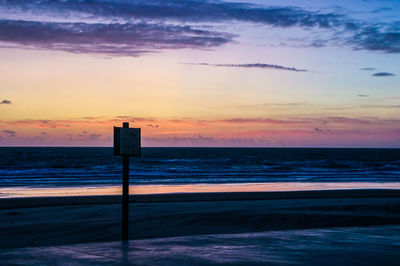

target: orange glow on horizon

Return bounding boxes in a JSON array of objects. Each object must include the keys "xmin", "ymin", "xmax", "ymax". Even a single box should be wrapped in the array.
[{"xmin": 0, "ymin": 115, "xmax": 399, "ymax": 147}]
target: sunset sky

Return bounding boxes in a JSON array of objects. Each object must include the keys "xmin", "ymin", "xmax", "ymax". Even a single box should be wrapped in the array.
[{"xmin": 0, "ymin": 0, "xmax": 399, "ymax": 147}]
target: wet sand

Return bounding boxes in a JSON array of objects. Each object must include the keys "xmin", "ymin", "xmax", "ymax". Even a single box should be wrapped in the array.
[
  {"xmin": 1, "ymin": 226, "xmax": 399, "ymax": 265},
  {"xmin": 0, "ymin": 189, "xmax": 399, "ymax": 249}
]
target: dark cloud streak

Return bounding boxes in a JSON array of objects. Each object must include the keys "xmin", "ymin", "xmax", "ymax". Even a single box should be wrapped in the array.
[
  {"xmin": 372, "ymin": 72, "xmax": 395, "ymax": 77},
  {"xmin": 186, "ymin": 63, "xmax": 307, "ymax": 72}
]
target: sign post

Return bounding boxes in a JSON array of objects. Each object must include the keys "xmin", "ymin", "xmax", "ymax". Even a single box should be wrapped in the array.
[{"xmin": 114, "ymin": 122, "xmax": 141, "ymax": 241}]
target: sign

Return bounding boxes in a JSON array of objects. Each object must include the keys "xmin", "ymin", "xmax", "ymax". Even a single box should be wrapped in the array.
[
  {"xmin": 114, "ymin": 127, "xmax": 141, "ymax": 156},
  {"xmin": 113, "ymin": 122, "xmax": 141, "ymax": 241}
]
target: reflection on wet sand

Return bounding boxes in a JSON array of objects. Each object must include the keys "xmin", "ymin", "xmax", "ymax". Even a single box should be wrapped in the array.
[{"xmin": 1, "ymin": 182, "xmax": 400, "ymax": 198}]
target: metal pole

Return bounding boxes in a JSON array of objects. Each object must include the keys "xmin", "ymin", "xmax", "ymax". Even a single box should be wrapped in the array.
[{"xmin": 122, "ymin": 122, "xmax": 130, "ymax": 241}]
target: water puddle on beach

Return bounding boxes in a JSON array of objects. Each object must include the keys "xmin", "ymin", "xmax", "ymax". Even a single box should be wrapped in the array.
[
  {"xmin": 1, "ymin": 182, "xmax": 400, "ymax": 198},
  {"xmin": 1, "ymin": 226, "xmax": 399, "ymax": 265}
]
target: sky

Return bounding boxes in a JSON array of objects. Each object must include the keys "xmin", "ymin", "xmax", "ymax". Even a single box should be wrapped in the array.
[{"xmin": 0, "ymin": 0, "xmax": 399, "ymax": 147}]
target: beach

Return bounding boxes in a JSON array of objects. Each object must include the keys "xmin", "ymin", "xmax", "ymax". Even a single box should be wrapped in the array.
[
  {"xmin": 2, "ymin": 0, "xmax": 400, "ymax": 263},
  {"xmin": 1, "ymin": 189, "xmax": 399, "ymax": 250}
]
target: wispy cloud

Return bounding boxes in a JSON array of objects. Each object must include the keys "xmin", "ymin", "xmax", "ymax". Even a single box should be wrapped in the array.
[
  {"xmin": 115, "ymin": 116, "xmax": 156, "ymax": 122},
  {"xmin": 0, "ymin": 1, "xmax": 398, "ymax": 55},
  {"xmin": 351, "ymin": 27, "xmax": 400, "ymax": 53},
  {"xmin": 88, "ymin": 134, "xmax": 102, "ymax": 141},
  {"xmin": 3, "ymin": 115, "xmax": 399, "ymax": 129},
  {"xmin": 216, "ymin": 118, "xmax": 309, "ymax": 124},
  {"xmin": 360, "ymin": 104, "xmax": 400, "ymax": 109},
  {"xmin": 1, "ymin": 115, "xmax": 399, "ymax": 147},
  {"xmin": 314, "ymin": 127, "xmax": 325, "ymax": 133},
  {"xmin": 360, "ymin": 68, "xmax": 375, "ymax": 71},
  {"xmin": 185, "ymin": 63, "xmax": 307, "ymax": 72},
  {"xmin": 371, "ymin": 8, "xmax": 393, "ymax": 14},
  {"xmin": 0, "ymin": 100, "xmax": 11, "ymax": 104},
  {"xmin": 325, "ymin": 116, "xmax": 370, "ymax": 124},
  {"xmin": 2, "ymin": 130, "xmax": 16, "ymax": 137},
  {"xmin": 237, "ymin": 101, "xmax": 400, "ymax": 111},
  {"xmin": 147, "ymin": 124, "xmax": 159, "ymax": 128},
  {"xmin": 238, "ymin": 102, "xmax": 310, "ymax": 109},
  {"xmin": 0, "ymin": 20, "xmax": 233, "ymax": 57},
  {"xmin": 0, "ymin": 1, "xmax": 345, "ymax": 28},
  {"xmin": 372, "ymin": 72, "xmax": 396, "ymax": 77}
]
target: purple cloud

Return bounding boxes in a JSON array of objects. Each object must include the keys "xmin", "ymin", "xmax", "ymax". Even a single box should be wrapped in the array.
[
  {"xmin": 0, "ymin": 0, "xmax": 398, "ymax": 56},
  {"xmin": 0, "ymin": 19, "xmax": 233, "ymax": 56}
]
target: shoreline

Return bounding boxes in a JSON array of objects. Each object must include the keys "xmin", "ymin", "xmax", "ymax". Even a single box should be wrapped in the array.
[
  {"xmin": 1, "ymin": 181, "xmax": 400, "ymax": 199},
  {"xmin": 0, "ymin": 188, "xmax": 400, "ymax": 209}
]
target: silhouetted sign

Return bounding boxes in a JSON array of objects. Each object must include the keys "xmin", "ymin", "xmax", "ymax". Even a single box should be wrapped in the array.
[{"xmin": 114, "ymin": 127, "xmax": 141, "ymax": 156}]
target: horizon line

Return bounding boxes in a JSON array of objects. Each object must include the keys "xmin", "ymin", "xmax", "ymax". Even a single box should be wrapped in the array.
[{"xmin": 0, "ymin": 146, "xmax": 399, "ymax": 149}]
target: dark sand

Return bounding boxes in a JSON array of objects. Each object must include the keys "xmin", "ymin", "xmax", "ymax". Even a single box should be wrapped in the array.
[{"xmin": 1, "ymin": 189, "xmax": 399, "ymax": 250}]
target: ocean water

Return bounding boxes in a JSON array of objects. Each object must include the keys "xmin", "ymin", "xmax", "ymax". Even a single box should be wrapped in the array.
[{"xmin": 0, "ymin": 147, "xmax": 399, "ymax": 187}]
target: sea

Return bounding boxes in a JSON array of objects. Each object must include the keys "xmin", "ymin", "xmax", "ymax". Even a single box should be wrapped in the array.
[{"xmin": 0, "ymin": 147, "xmax": 399, "ymax": 187}]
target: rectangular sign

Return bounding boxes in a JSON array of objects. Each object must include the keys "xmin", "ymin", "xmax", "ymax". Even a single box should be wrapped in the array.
[{"xmin": 114, "ymin": 127, "xmax": 141, "ymax": 156}]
